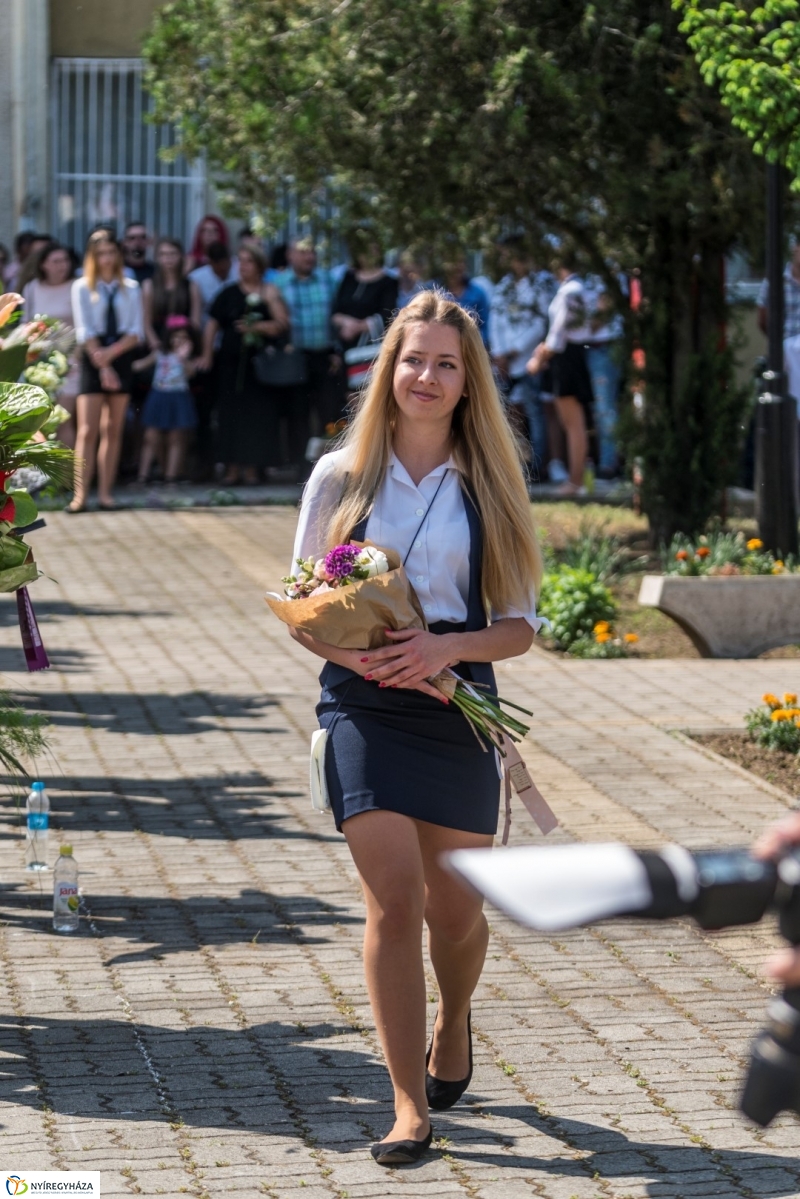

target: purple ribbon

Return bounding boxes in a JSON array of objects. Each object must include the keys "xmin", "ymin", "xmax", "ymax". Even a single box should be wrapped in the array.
[{"xmin": 16, "ymin": 586, "xmax": 50, "ymax": 672}]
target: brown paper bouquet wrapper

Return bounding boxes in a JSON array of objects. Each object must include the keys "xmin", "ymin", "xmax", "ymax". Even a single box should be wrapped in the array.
[{"xmin": 265, "ymin": 541, "xmax": 428, "ymax": 650}]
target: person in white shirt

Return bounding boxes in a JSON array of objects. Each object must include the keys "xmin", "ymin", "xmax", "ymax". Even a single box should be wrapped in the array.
[
  {"xmin": 23, "ymin": 242, "xmax": 79, "ymax": 448},
  {"xmin": 490, "ymin": 237, "xmax": 558, "ymax": 479},
  {"xmin": 290, "ymin": 289, "xmax": 543, "ymax": 1166},
  {"xmin": 69, "ymin": 232, "xmax": 144, "ymax": 512},
  {"xmin": 527, "ymin": 247, "xmax": 593, "ymax": 495},
  {"xmin": 189, "ymin": 241, "xmax": 239, "ymax": 327}
]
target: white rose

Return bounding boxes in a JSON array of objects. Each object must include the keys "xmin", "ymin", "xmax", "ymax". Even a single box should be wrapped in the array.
[{"xmin": 356, "ymin": 547, "xmax": 389, "ymax": 577}]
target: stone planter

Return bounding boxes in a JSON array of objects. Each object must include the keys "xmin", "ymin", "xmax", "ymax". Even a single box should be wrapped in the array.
[{"xmin": 638, "ymin": 574, "xmax": 800, "ymax": 658}]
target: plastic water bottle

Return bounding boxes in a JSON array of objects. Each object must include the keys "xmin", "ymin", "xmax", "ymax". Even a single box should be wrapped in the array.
[
  {"xmin": 53, "ymin": 846, "xmax": 79, "ymax": 933},
  {"xmin": 25, "ymin": 781, "xmax": 49, "ymax": 871}
]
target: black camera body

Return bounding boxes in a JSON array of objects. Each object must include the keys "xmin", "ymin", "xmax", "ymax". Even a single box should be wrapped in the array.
[
  {"xmin": 449, "ymin": 842, "xmax": 800, "ymax": 1127},
  {"xmin": 634, "ymin": 847, "xmax": 800, "ymax": 1126}
]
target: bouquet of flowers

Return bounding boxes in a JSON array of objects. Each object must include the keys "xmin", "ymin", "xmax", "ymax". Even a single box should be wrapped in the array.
[
  {"xmin": 267, "ymin": 541, "xmax": 532, "ymax": 753},
  {"xmin": 1, "ymin": 309, "xmax": 75, "ymax": 402}
]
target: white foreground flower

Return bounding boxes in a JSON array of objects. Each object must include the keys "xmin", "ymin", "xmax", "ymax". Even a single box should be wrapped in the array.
[{"xmin": 356, "ymin": 547, "xmax": 389, "ymax": 577}]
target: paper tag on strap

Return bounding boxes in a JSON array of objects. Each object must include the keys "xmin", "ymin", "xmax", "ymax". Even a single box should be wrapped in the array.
[{"xmin": 501, "ymin": 737, "xmax": 558, "ymax": 838}]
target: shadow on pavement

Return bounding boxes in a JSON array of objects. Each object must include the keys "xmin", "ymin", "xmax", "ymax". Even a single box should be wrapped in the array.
[
  {"xmin": 0, "ymin": 600, "xmax": 172, "ymax": 625},
  {"xmin": 445, "ymin": 1107, "xmax": 800, "ymax": 1197},
  {"xmin": 16, "ymin": 690, "xmax": 281, "ymax": 736},
  {"xmin": 0, "ymin": 1018, "xmax": 797, "ymax": 1190},
  {"xmin": 0, "ymin": 770, "xmax": 332, "ymax": 843},
  {"xmin": 0, "ymin": 884, "xmax": 360, "ymax": 959}
]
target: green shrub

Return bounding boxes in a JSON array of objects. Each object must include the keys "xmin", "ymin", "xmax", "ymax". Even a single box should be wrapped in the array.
[
  {"xmin": 538, "ymin": 567, "xmax": 617, "ymax": 650},
  {"xmin": 556, "ymin": 521, "xmax": 645, "ymax": 583},
  {"xmin": 565, "ymin": 636, "xmax": 629, "ymax": 659}
]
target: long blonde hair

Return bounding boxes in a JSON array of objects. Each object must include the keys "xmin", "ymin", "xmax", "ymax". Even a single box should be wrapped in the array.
[
  {"xmin": 328, "ymin": 290, "xmax": 543, "ymax": 609},
  {"xmin": 82, "ymin": 231, "xmax": 124, "ymax": 295}
]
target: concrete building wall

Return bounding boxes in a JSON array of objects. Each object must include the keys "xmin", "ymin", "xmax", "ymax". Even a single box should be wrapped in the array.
[
  {"xmin": 0, "ymin": 0, "xmax": 50, "ymax": 251},
  {"xmin": 50, "ymin": 0, "xmax": 161, "ymax": 58}
]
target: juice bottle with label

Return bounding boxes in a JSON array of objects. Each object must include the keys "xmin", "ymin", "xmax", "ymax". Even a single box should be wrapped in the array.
[{"xmin": 53, "ymin": 845, "xmax": 79, "ymax": 933}]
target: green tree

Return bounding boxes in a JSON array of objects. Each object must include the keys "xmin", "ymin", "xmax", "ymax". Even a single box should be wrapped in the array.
[
  {"xmin": 676, "ymin": 0, "xmax": 800, "ymax": 180},
  {"xmin": 146, "ymin": 0, "xmax": 764, "ymax": 541}
]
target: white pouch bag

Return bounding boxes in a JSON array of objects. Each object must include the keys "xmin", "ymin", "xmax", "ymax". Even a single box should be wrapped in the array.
[{"xmin": 309, "ymin": 728, "xmax": 331, "ymax": 812}]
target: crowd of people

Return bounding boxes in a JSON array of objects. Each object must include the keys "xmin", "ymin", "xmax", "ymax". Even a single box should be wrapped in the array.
[{"xmin": 0, "ymin": 219, "xmax": 627, "ymax": 508}]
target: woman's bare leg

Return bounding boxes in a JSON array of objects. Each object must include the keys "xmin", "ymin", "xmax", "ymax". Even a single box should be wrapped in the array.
[
  {"xmin": 71, "ymin": 393, "xmax": 103, "ymax": 509},
  {"xmin": 417, "ymin": 821, "xmax": 493, "ymax": 1081},
  {"xmin": 344, "ymin": 810, "xmax": 429, "ymax": 1142},
  {"xmin": 138, "ymin": 427, "xmax": 162, "ymax": 484},
  {"xmin": 57, "ymin": 394, "xmax": 77, "ymax": 451},
  {"xmin": 554, "ymin": 394, "xmax": 588, "ymax": 487},
  {"xmin": 97, "ymin": 392, "xmax": 129, "ymax": 505},
  {"xmin": 165, "ymin": 429, "xmax": 188, "ymax": 482}
]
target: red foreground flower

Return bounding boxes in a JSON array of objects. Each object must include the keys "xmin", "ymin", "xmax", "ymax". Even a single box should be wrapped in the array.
[{"xmin": 0, "ymin": 496, "xmax": 16, "ymax": 524}]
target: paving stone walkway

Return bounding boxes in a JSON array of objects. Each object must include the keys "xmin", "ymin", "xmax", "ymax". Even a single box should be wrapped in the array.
[{"xmin": 0, "ymin": 507, "xmax": 798, "ymax": 1198}]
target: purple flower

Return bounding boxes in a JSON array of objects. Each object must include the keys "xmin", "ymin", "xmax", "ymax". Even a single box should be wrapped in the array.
[{"xmin": 324, "ymin": 543, "xmax": 359, "ymax": 580}]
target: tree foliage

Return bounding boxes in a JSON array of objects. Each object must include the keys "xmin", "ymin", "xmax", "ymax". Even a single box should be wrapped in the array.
[
  {"xmin": 676, "ymin": 0, "xmax": 800, "ymax": 182},
  {"xmin": 145, "ymin": 0, "xmax": 765, "ymax": 539}
]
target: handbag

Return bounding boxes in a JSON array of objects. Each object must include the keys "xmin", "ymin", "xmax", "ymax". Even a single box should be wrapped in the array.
[
  {"xmin": 344, "ymin": 332, "xmax": 379, "ymax": 391},
  {"xmin": 309, "ymin": 728, "xmax": 330, "ymax": 812},
  {"xmin": 253, "ymin": 343, "xmax": 308, "ymax": 387}
]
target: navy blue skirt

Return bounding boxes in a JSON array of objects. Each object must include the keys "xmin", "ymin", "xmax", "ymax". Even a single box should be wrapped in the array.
[
  {"xmin": 316, "ymin": 630, "xmax": 501, "ymax": 835},
  {"xmin": 142, "ymin": 387, "xmax": 197, "ymax": 430}
]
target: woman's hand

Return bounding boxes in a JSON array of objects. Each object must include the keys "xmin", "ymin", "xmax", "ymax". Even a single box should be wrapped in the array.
[
  {"xmin": 91, "ymin": 347, "xmax": 110, "ymax": 369},
  {"xmin": 526, "ymin": 343, "xmax": 550, "ymax": 376},
  {"xmin": 358, "ymin": 629, "xmax": 458, "ymax": 701},
  {"xmin": 754, "ymin": 812, "xmax": 800, "ymax": 986},
  {"xmin": 332, "ymin": 314, "xmax": 366, "ymax": 342},
  {"xmin": 100, "ymin": 364, "xmax": 121, "ymax": 392}
]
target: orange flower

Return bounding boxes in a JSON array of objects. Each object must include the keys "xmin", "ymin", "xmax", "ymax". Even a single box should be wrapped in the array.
[
  {"xmin": 593, "ymin": 621, "xmax": 610, "ymax": 634},
  {"xmin": 771, "ymin": 709, "xmax": 794, "ymax": 722},
  {"xmin": 762, "ymin": 693, "xmax": 781, "ymax": 709},
  {"xmin": 595, "ymin": 632, "xmax": 612, "ymax": 644},
  {"xmin": 675, "ymin": 549, "xmax": 689, "ymax": 561},
  {"xmin": 784, "ymin": 693, "xmax": 798, "ymax": 707},
  {"xmin": 746, "ymin": 538, "xmax": 763, "ymax": 551},
  {"xmin": 623, "ymin": 633, "xmax": 639, "ymax": 643},
  {"xmin": 695, "ymin": 546, "xmax": 710, "ymax": 558}
]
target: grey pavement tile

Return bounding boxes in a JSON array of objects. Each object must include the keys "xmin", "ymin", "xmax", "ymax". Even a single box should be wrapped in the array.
[{"xmin": 0, "ymin": 509, "xmax": 798, "ymax": 1194}]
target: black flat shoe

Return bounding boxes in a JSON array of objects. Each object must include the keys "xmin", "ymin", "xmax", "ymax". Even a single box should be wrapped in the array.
[
  {"xmin": 426, "ymin": 1010, "xmax": 473, "ymax": 1111},
  {"xmin": 370, "ymin": 1125, "xmax": 433, "ymax": 1166}
]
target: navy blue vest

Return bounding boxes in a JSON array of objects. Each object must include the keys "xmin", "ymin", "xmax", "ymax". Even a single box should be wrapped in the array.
[{"xmin": 320, "ymin": 481, "xmax": 496, "ymax": 694}]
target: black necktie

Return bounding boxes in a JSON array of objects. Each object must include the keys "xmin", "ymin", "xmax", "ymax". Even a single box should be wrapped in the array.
[{"xmin": 103, "ymin": 285, "xmax": 119, "ymax": 345}]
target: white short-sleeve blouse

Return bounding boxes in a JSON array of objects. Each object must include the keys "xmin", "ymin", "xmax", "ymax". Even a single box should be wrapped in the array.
[{"xmin": 291, "ymin": 448, "xmax": 542, "ymax": 632}]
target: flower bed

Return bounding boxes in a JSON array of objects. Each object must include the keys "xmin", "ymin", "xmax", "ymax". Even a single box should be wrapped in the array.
[{"xmin": 690, "ymin": 693, "xmax": 800, "ymax": 798}]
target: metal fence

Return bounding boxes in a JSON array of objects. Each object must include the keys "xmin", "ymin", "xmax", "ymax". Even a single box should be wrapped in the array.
[{"xmin": 50, "ymin": 57, "xmax": 207, "ymax": 254}]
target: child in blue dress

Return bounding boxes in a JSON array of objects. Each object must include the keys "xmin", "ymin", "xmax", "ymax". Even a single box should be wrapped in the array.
[{"xmin": 134, "ymin": 315, "xmax": 200, "ymax": 485}]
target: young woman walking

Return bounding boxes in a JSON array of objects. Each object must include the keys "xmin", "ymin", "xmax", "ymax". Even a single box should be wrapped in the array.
[
  {"xmin": 69, "ymin": 233, "xmax": 144, "ymax": 512},
  {"xmin": 289, "ymin": 290, "xmax": 542, "ymax": 1165}
]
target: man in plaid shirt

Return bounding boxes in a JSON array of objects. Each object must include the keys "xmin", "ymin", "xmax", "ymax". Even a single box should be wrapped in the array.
[{"xmin": 278, "ymin": 238, "xmax": 340, "ymax": 478}]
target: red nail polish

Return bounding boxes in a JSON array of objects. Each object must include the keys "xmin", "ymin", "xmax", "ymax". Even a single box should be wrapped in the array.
[
  {"xmin": 360, "ymin": 656, "xmax": 369, "ymax": 662},
  {"xmin": 365, "ymin": 673, "xmax": 373, "ymax": 680},
  {"xmin": 379, "ymin": 682, "xmax": 386, "ymax": 688}
]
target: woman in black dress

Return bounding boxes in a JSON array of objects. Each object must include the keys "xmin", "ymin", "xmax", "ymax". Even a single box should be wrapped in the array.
[
  {"xmin": 203, "ymin": 245, "xmax": 289, "ymax": 485},
  {"xmin": 332, "ymin": 232, "xmax": 399, "ymax": 403},
  {"xmin": 289, "ymin": 290, "xmax": 543, "ymax": 1165}
]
